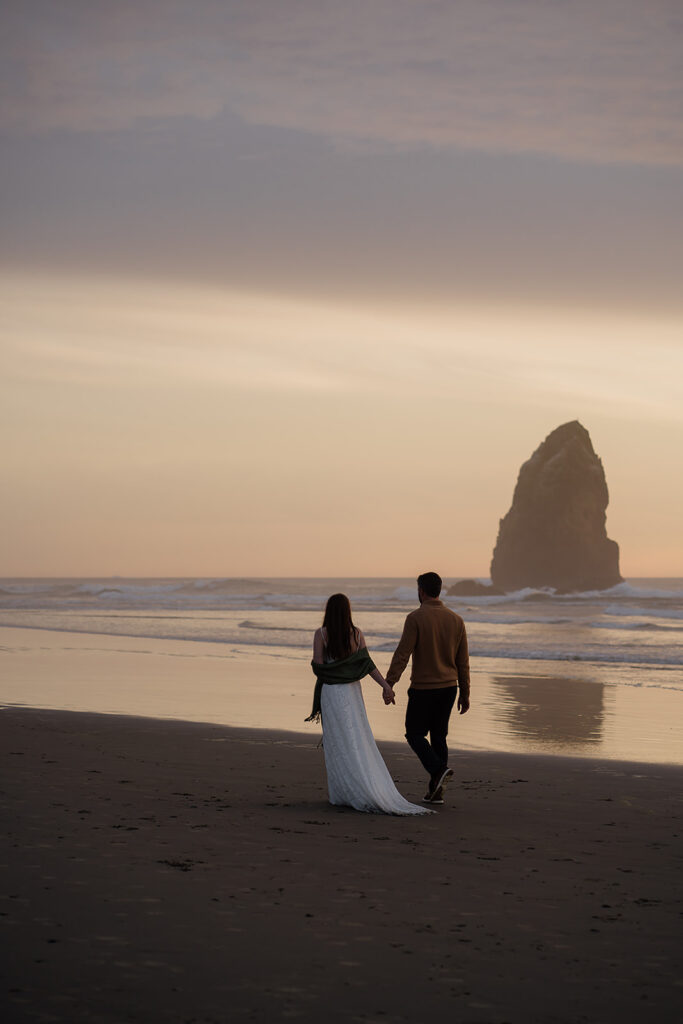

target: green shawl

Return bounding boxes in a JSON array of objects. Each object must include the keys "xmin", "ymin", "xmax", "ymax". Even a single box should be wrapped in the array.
[{"xmin": 305, "ymin": 647, "xmax": 377, "ymax": 724}]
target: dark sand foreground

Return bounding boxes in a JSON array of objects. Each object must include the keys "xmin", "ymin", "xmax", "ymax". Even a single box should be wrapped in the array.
[{"xmin": 2, "ymin": 709, "xmax": 682, "ymax": 1024}]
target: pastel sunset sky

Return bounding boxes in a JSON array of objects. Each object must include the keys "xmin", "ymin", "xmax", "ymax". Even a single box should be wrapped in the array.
[{"xmin": 2, "ymin": 1, "xmax": 682, "ymax": 577}]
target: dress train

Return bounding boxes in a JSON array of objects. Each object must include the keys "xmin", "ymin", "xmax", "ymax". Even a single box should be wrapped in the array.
[{"xmin": 321, "ymin": 681, "xmax": 431, "ymax": 815}]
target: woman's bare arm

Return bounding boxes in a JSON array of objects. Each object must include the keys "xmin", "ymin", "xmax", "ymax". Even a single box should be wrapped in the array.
[{"xmin": 312, "ymin": 628, "xmax": 325, "ymax": 664}]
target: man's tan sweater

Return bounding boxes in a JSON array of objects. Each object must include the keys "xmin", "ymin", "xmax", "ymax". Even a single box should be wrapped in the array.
[{"xmin": 386, "ymin": 598, "xmax": 470, "ymax": 697}]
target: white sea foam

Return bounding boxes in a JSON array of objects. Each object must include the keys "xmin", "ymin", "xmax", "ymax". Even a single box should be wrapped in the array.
[
  {"xmin": 603, "ymin": 581, "xmax": 683, "ymax": 600},
  {"xmin": 604, "ymin": 604, "xmax": 683, "ymax": 621},
  {"xmin": 590, "ymin": 618, "xmax": 683, "ymax": 631}
]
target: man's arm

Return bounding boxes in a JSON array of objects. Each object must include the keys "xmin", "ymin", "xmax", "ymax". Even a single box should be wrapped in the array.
[
  {"xmin": 386, "ymin": 615, "xmax": 418, "ymax": 687},
  {"xmin": 357, "ymin": 630, "xmax": 395, "ymax": 705},
  {"xmin": 456, "ymin": 624, "xmax": 470, "ymax": 713}
]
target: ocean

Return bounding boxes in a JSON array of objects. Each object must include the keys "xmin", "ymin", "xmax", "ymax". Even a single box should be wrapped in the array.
[{"xmin": 1, "ymin": 576, "xmax": 682, "ymax": 763}]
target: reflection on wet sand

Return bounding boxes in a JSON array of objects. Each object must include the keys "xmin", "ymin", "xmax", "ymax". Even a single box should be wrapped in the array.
[{"xmin": 489, "ymin": 675, "xmax": 605, "ymax": 752}]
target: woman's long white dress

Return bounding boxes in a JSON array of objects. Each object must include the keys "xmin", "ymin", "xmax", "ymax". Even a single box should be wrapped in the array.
[{"xmin": 320, "ymin": 677, "xmax": 432, "ymax": 816}]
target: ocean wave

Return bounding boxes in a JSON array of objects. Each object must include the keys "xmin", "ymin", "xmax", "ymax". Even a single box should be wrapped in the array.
[
  {"xmin": 589, "ymin": 619, "xmax": 683, "ymax": 632},
  {"xmin": 2, "ymin": 575, "xmax": 683, "ymax": 612},
  {"xmin": 77, "ymin": 581, "xmax": 191, "ymax": 601},
  {"xmin": 447, "ymin": 582, "xmax": 683, "ymax": 606},
  {"xmin": 370, "ymin": 639, "xmax": 681, "ymax": 667},
  {"xmin": 3, "ymin": 618, "xmax": 681, "ymax": 670},
  {"xmin": 458, "ymin": 613, "xmax": 575, "ymax": 626},
  {"xmin": 178, "ymin": 578, "xmax": 278, "ymax": 596},
  {"xmin": 238, "ymin": 619, "xmax": 309, "ymax": 634},
  {"xmin": 604, "ymin": 604, "xmax": 683, "ymax": 621},
  {"xmin": 604, "ymin": 581, "xmax": 683, "ymax": 600},
  {"xmin": 461, "ymin": 647, "xmax": 682, "ymax": 668}
]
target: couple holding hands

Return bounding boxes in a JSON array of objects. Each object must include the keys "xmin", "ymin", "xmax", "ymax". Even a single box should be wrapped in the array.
[{"xmin": 308, "ymin": 572, "xmax": 470, "ymax": 815}]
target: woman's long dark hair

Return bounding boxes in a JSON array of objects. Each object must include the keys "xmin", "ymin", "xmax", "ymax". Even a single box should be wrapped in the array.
[{"xmin": 322, "ymin": 593, "xmax": 359, "ymax": 661}]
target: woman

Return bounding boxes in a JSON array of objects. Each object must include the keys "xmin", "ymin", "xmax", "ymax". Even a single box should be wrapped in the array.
[{"xmin": 307, "ymin": 593, "xmax": 431, "ymax": 815}]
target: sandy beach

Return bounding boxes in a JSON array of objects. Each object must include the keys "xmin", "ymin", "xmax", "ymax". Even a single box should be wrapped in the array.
[{"xmin": 2, "ymin": 708, "xmax": 682, "ymax": 1023}]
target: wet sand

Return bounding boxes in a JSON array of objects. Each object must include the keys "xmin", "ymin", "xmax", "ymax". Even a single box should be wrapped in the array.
[
  {"xmin": 2, "ymin": 708, "xmax": 682, "ymax": 1023},
  {"xmin": 2, "ymin": 625, "xmax": 682, "ymax": 763}
]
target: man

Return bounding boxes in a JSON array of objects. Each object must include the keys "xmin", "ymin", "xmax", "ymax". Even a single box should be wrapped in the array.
[{"xmin": 386, "ymin": 572, "xmax": 470, "ymax": 805}]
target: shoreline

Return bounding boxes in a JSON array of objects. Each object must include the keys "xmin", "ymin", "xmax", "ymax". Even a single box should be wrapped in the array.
[
  {"xmin": 2, "ymin": 625, "xmax": 682, "ymax": 766},
  {"xmin": 4, "ymin": 703, "xmax": 683, "ymax": 773},
  {"xmin": 3, "ymin": 708, "xmax": 683, "ymax": 1023}
]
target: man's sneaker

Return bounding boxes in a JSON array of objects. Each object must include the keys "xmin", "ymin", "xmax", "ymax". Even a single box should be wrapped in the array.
[
  {"xmin": 423, "ymin": 785, "xmax": 444, "ymax": 804},
  {"xmin": 428, "ymin": 767, "xmax": 453, "ymax": 801}
]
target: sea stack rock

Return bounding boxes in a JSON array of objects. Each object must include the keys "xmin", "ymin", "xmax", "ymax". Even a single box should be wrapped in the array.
[{"xmin": 490, "ymin": 421, "xmax": 622, "ymax": 592}]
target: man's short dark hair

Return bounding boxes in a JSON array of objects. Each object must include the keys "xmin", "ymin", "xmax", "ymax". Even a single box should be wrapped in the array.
[{"xmin": 417, "ymin": 572, "xmax": 442, "ymax": 598}]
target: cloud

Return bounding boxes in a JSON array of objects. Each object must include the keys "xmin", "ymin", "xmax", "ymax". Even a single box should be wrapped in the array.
[
  {"xmin": 2, "ymin": 0, "xmax": 682, "ymax": 165},
  {"xmin": 3, "ymin": 270, "xmax": 682, "ymax": 421}
]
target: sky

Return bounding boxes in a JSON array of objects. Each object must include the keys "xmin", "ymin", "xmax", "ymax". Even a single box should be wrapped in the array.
[{"xmin": 2, "ymin": 0, "xmax": 682, "ymax": 578}]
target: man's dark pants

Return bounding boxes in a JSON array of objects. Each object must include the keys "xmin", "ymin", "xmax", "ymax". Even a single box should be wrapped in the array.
[{"xmin": 405, "ymin": 685, "xmax": 458, "ymax": 778}]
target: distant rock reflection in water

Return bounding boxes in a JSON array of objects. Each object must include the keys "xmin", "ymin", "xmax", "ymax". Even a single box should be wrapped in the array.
[{"xmin": 489, "ymin": 674, "xmax": 605, "ymax": 752}]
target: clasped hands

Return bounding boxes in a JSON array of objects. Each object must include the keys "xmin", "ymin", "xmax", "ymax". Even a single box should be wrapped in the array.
[{"xmin": 382, "ymin": 682, "xmax": 396, "ymax": 706}]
